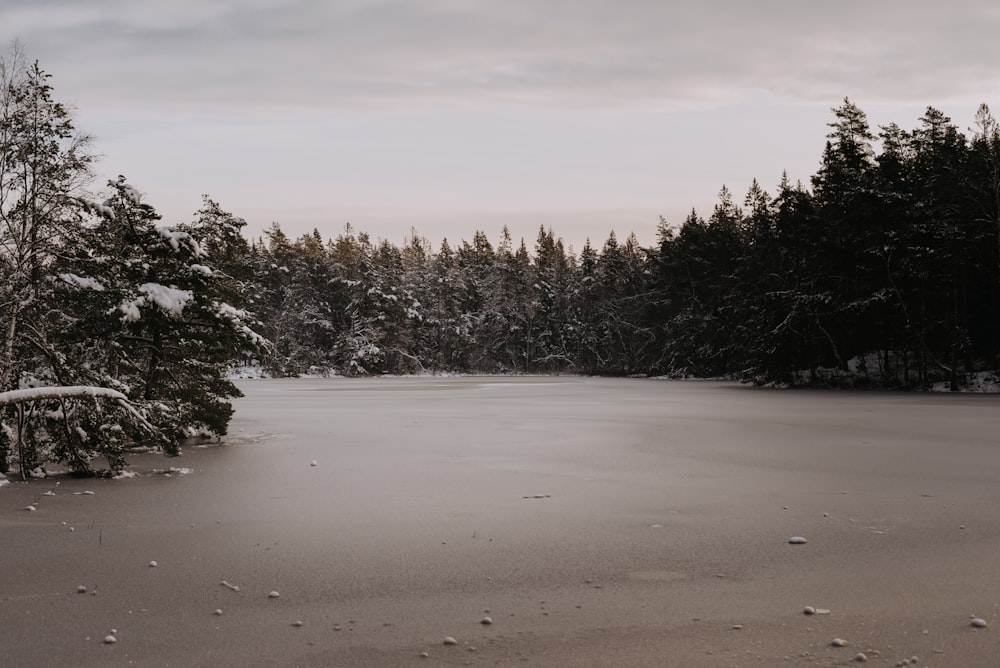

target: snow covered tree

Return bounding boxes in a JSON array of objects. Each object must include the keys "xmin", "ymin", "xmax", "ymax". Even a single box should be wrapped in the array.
[
  {"xmin": 52, "ymin": 177, "xmax": 266, "ymax": 460},
  {"xmin": 0, "ymin": 46, "xmax": 97, "ymax": 474},
  {"xmin": 1, "ymin": 47, "xmax": 94, "ymax": 394}
]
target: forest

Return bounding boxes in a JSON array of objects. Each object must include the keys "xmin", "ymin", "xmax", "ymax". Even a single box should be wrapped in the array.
[
  {"xmin": 2, "ymin": 48, "xmax": 1000, "ymax": 477},
  {"xmin": 245, "ymin": 99, "xmax": 1000, "ymax": 391}
]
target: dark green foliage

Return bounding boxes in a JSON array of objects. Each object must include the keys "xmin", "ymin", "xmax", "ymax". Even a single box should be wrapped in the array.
[{"xmin": 247, "ymin": 99, "xmax": 1000, "ymax": 389}]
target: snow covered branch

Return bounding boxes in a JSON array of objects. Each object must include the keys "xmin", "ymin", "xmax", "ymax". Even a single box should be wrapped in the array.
[
  {"xmin": 0, "ymin": 385, "xmax": 155, "ymax": 432},
  {"xmin": 0, "ymin": 385, "xmax": 129, "ymax": 406}
]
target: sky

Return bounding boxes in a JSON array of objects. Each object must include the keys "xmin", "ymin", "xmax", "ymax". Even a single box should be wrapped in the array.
[{"xmin": 6, "ymin": 0, "xmax": 1000, "ymax": 252}]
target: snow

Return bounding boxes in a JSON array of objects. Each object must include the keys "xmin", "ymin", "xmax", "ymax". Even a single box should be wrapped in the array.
[
  {"xmin": 119, "ymin": 299, "xmax": 142, "ymax": 322},
  {"xmin": 120, "ymin": 284, "xmax": 194, "ymax": 321},
  {"xmin": 0, "ymin": 385, "xmax": 129, "ymax": 406},
  {"xmin": 229, "ymin": 363, "xmax": 267, "ymax": 379},
  {"xmin": 216, "ymin": 302, "xmax": 268, "ymax": 347},
  {"xmin": 121, "ymin": 183, "xmax": 142, "ymax": 203},
  {"xmin": 189, "ymin": 264, "xmax": 213, "ymax": 276},
  {"xmin": 157, "ymin": 227, "xmax": 205, "ymax": 257},
  {"xmin": 57, "ymin": 273, "xmax": 106, "ymax": 291},
  {"xmin": 931, "ymin": 371, "xmax": 1000, "ymax": 393},
  {"xmin": 89, "ymin": 200, "xmax": 116, "ymax": 219},
  {"xmin": 797, "ymin": 355, "xmax": 1000, "ymax": 393},
  {"xmin": 140, "ymin": 283, "xmax": 193, "ymax": 315},
  {"xmin": 216, "ymin": 303, "xmax": 246, "ymax": 319}
]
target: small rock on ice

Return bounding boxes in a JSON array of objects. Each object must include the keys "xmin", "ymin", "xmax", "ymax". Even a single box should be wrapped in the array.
[
  {"xmin": 788, "ymin": 536, "xmax": 808, "ymax": 544},
  {"xmin": 25, "ymin": 505, "xmax": 36, "ymax": 511},
  {"xmin": 310, "ymin": 460, "xmax": 318, "ymax": 467},
  {"xmin": 480, "ymin": 616, "xmax": 493, "ymax": 625},
  {"xmin": 103, "ymin": 635, "xmax": 117, "ymax": 644},
  {"xmin": 443, "ymin": 636, "xmax": 458, "ymax": 645},
  {"xmin": 213, "ymin": 609, "xmax": 223, "ymax": 616},
  {"xmin": 803, "ymin": 606, "xmax": 816, "ymax": 615},
  {"xmin": 854, "ymin": 652, "xmax": 867, "ymax": 662},
  {"xmin": 292, "ymin": 620, "xmax": 303, "ymax": 627},
  {"xmin": 419, "ymin": 651, "xmax": 429, "ymax": 658},
  {"xmin": 831, "ymin": 638, "xmax": 847, "ymax": 647},
  {"xmin": 268, "ymin": 591, "xmax": 280, "ymax": 598},
  {"xmin": 77, "ymin": 585, "xmax": 87, "ymax": 594},
  {"xmin": 971, "ymin": 617, "xmax": 988, "ymax": 628},
  {"xmin": 148, "ymin": 561, "xmax": 158, "ymax": 568}
]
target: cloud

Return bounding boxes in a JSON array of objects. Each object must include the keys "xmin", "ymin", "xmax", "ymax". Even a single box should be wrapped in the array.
[
  {"xmin": 8, "ymin": 0, "xmax": 1000, "ymax": 116},
  {"xmin": 7, "ymin": 0, "xmax": 998, "ymax": 250}
]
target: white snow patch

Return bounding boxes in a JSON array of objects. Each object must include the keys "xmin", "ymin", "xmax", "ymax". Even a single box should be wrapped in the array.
[
  {"xmin": 216, "ymin": 303, "xmax": 268, "ymax": 348},
  {"xmin": 157, "ymin": 227, "xmax": 205, "ymax": 257},
  {"xmin": 119, "ymin": 298, "xmax": 142, "ymax": 322},
  {"xmin": 120, "ymin": 284, "xmax": 194, "ymax": 320},
  {"xmin": 189, "ymin": 264, "xmax": 213, "ymax": 276},
  {"xmin": 121, "ymin": 183, "xmax": 142, "ymax": 203},
  {"xmin": 0, "ymin": 385, "xmax": 129, "ymax": 406},
  {"xmin": 58, "ymin": 273, "xmax": 106, "ymax": 291},
  {"xmin": 139, "ymin": 283, "xmax": 193, "ymax": 316}
]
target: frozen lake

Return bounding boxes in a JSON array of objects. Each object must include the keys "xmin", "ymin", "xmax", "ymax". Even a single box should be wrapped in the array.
[{"xmin": 3, "ymin": 376, "xmax": 999, "ymax": 666}]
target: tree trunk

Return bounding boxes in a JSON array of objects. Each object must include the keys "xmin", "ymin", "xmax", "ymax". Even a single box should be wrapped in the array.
[{"xmin": 1, "ymin": 299, "xmax": 19, "ymax": 390}]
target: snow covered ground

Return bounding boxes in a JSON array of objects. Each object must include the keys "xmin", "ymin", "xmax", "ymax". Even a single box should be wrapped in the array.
[{"xmin": 2, "ymin": 377, "xmax": 999, "ymax": 667}]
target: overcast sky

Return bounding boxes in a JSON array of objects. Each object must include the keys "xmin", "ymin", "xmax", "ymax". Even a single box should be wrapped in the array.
[{"xmin": 7, "ymin": 0, "xmax": 1000, "ymax": 251}]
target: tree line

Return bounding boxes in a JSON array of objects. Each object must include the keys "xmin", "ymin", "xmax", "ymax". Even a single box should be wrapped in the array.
[
  {"xmin": 2, "ymin": 43, "xmax": 999, "ymax": 477},
  {"xmin": 245, "ymin": 99, "xmax": 1000, "ymax": 389}
]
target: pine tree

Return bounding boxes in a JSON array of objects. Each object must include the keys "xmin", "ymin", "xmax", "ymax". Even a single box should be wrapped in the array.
[{"xmin": 71, "ymin": 178, "xmax": 265, "ymax": 447}]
